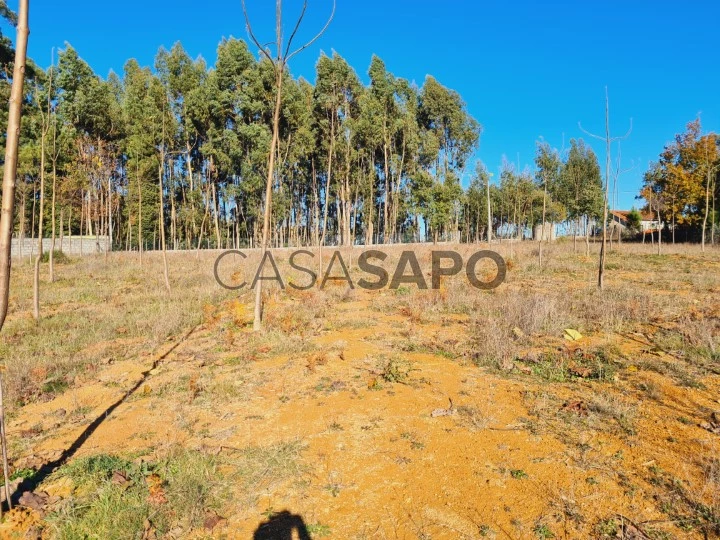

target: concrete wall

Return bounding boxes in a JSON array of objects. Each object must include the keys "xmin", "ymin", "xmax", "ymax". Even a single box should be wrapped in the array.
[
  {"xmin": 533, "ymin": 222, "xmax": 556, "ymax": 241},
  {"xmin": 12, "ymin": 236, "xmax": 109, "ymax": 258}
]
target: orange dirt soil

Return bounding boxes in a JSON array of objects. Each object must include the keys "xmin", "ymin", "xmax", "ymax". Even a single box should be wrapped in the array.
[{"xmin": 0, "ymin": 247, "xmax": 719, "ymax": 539}]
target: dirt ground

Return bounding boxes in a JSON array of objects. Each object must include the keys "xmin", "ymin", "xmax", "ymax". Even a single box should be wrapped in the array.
[{"xmin": 0, "ymin": 242, "xmax": 718, "ymax": 539}]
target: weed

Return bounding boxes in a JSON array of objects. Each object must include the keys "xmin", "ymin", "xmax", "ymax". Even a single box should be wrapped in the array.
[
  {"xmin": 596, "ymin": 517, "xmax": 618, "ymax": 537},
  {"xmin": 307, "ymin": 523, "xmax": 332, "ymax": 537},
  {"xmin": 379, "ymin": 357, "xmax": 412, "ymax": 384},
  {"xmin": 533, "ymin": 523, "xmax": 555, "ymax": 538}
]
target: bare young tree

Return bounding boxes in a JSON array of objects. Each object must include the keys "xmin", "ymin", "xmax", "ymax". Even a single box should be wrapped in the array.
[
  {"xmin": 701, "ymin": 138, "xmax": 719, "ymax": 253},
  {"xmin": 0, "ymin": 0, "xmax": 30, "ymax": 517},
  {"xmin": 579, "ymin": 87, "xmax": 631, "ymax": 290},
  {"xmin": 486, "ymin": 172, "xmax": 493, "ymax": 245},
  {"xmin": 49, "ymin": 54, "xmax": 60, "ymax": 281},
  {"xmin": 241, "ymin": 0, "xmax": 335, "ymax": 331},
  {"xmin": 643, "ymin": 190, "xmax": 665, "ymax": 255},
  {"xmin": 610, "ymin": 142, "xmax": 635, "ymax": 248},
  {"xmin": 33, "ymin": 66, "xmax": 52, "ymax": 320}
]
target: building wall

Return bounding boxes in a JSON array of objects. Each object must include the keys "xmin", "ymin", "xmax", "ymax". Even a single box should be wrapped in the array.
[
  {"xmin": 640, "ymin": 220, "xmax": 660, "ymax": 232},
  {"xmin": 11, "ymin": 236, "xmax": 109, "ymax": 258},
  {"xmin": 533, "ymin": 222, "xmax": 556, "ymax": 241}
]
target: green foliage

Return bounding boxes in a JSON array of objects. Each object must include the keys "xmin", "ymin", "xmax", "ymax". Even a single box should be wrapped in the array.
[
  {"xmin": 39, "ymin": 249, "xmax": 71, "ymax": 263},
  {"xmin": 627, "ymin": 207, "xmax": 642, "ymax": 232},
  {"xmin": 12, "ymin": 32, "xmax": 714, "ymax": 250},
  {"xmin": 641, "ymin": 119, "xmax": 719, "ymax": 233},
  {"xmin": 47, "ymin": 449, "xmax": 226, "ymax": 539},
  {"xmin": 559, "ymin": 139, "xmax": 604, "ymax": 222}
]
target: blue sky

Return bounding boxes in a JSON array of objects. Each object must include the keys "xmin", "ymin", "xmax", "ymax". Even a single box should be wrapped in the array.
[{"xmin": 10, "ymin": 0, "xmax": 720, "ymax": 209}]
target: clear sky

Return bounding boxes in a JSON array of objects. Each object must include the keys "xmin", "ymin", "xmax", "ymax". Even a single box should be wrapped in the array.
[{"xmin": 8, "ymin": 0, "xmax": 720, "ymax": 209}]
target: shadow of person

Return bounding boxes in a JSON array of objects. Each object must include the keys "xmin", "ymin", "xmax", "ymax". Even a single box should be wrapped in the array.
[{"xmin": 253, "ymin": 510, "xmax": 311, "ymax": 540}]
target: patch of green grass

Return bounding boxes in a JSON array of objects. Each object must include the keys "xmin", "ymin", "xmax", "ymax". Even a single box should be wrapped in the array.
[
  {"xmin": 533, "ymin": 523, "xmax": 555, "ymax": 539},
  {"xmin": 517, "ymin": 346, "xmax": 619, "ymax": 383},
  {"xmin": 307, "ymin": 523, "xmax": 332, "ymax": 537},
  {"xmin": 46, "ymin": 448, "xmax": 229, "ymax": 539},
  {"xmin": 596, "ymin": 517, "xmax": 618, "ymax": 537},
  {"xmin": 41, "ymin": 377, "xmax": 70, "ymax": 396},
  {"xmin": 40, "ymin": 250, "xmax": 73, "ymax": 264},
  {"xmin": 395, "ymin": 286, "xmax": 411, "ymax": 296},
  {"xmin": 6, "ymin": 467, "xmax": 37, "ymax": 483}
]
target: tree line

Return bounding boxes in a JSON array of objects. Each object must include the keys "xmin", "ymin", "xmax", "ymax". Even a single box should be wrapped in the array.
[
  {"xmin": 0, "ymin": 28, "xmax": 607, "ymax": 253},
  {"xmin": 0, "ymin": 19, "xmax": 717, "ymax": 257},
  {"xmin": 642, "ymin": 119, "xmax": 719, "ymax": 250}
]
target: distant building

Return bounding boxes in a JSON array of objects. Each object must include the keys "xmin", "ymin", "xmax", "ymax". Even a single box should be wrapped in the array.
[{"xmin": 610, "ymin": 210, "xmax": 662, "ymax": 234}]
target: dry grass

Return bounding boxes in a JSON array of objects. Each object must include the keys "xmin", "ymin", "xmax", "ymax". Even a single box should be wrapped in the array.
[
  {"xmin": 1, "ymin": 251, "xmax": 235, "ymax": 407},
  {"xmin": 1, "ymin": 240, "xmax": 719, "ymax": 538}
]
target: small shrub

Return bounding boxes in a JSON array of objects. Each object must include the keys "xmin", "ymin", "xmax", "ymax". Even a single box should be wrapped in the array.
[{"xmin": 40, "ymin": 249, "xmax": 72, "ymax": 264}]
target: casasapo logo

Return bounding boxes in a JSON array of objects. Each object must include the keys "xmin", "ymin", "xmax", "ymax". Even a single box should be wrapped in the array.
[{"xmin": 214, "ymin": 249, "xmax": 507, "ymax": 291}]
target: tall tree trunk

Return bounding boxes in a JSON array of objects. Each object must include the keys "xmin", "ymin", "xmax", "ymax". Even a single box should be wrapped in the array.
[
  {"xmin": 33, "ymin": 116, "xmax": 46, "ymax": 321},
  {"xmin": 321, "ymin": 113, "xmax": 334, "ymax": 247},
  {"xmin": 539, "ymin": 174, "xmax": 547, "ymax": 265},
  {"xmin": 106, "ymin": 163, "xmax": 112, "ymax": 258},
  {"xmin": 486, "ymin": 175, "xmax": 492, "ymax": 244},
  {"xmin": 19, "ymin": 189, "xmax": 25, "ymax": 259},
  {"xmin": 212, "ymin": 181, "xmax": 221, "ymax": 248},
  {"xmin": 137, "ymin": 157, "xmax": 142, "ymax": 266},
  {"xmin": 712, "ymin": 178, "xmax": 716, "ymax": 246},
  {"xmin": 0, "ymin": 0, "xmax": 29, "ymax": 325},
  {"xmin": 0, "ymin": 3, "xmax": 29, "ymax": 513},
  {"xmin": 79, "ymin": 189, "xmax": 84, "ymax": 256},
  {"xmin": 158, "ymin": 154, "xmax": 170, "ymax": 292},
  {"xmin": 59, "ymin": 207, "xmax": 63, "ymax": 252},
  {"xmin": 49, "ymin": 150, "xmax": 57, "ymax": 282},
  {"xmin": 195, "ymin": 170, "xmax": 210, "ymax": 259},
  {"xmin": 585, "ymin": 216, "xmax": 590, "ymax": 256},
  {"xmin": 573, "ymin": 218, "xmax": 578, "ymax": 253},
  {"xmin": 701, "ymin": 155, "xmax": 712, "ymax": 253},
  {"xmin": 672, "ymin": 210, "xmax": 676, "ymax": 244},
  {"xmin": 382, "ymin": 137, "xmax": 389, "ymax": 243}
]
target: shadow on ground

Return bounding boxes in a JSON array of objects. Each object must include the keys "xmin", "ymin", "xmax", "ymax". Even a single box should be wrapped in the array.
[{"xmin": 253, "ymin": 510, "xmax": 310, "ymax": 540}]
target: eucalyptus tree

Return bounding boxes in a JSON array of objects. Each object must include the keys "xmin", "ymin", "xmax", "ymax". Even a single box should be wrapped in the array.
[
  {"xmin": 535, "ymin": 141, "xmax": 562, "ymax": 263},
  {"xmin": 57, "ymin": 45, "xmax": 123, "ymax": 257},
  {"xmin": 466, "ymin": 162, "xmax": 491, "ymax": 242},
  {"xmin": 122, "ymin": 60, "xmax": 161, "ymax": 258},
  {"xmin": 314, "ymin": 52, "xmax": 359, "ymax": 245},
  {"xmin": 353, "ymin": 85, "xmax": 383, "ymax": 243},
  {"xmin": 366, "ymin": 56, "xmax": 399, "ymax": 241},
  {"xmin": 418, "ymin": 76, "xmax": 479, "ymax": 241},
  {"xmin": 280, "ymin": 77, "xmax": 317, "ymax": 246},
  {"xmin": 391, "ymin": 78, "xmax": 420, "ymax": 242},
  {"xmin": 316, "ymin": 53, "xmax": 361, "ymax": 245},
  {"xmin": 558, "ymin": 139, "xmax": 603, "ymax": 254},
  {"xmin": 155, "ymin": 42, "xmax": 207, "ymax": 248}
]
